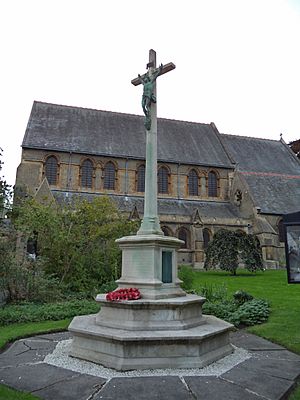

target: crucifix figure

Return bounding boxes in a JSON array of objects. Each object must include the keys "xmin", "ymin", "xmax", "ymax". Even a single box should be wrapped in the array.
[
  {"xmin": 132, "ymin": 50, "xmax": 175, "ymax": 131},
  {"xmin": 138, "ymin": 64, "xmax": 162, "ymax": 130},
  {"xmin": 131, "ymin": 50, "xmax": 175, "ymax": 235}
]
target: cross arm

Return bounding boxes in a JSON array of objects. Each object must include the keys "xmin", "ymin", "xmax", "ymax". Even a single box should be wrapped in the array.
[{"xmin": 131, "ymin": 62, "xmax": 176, "ymax": 86}]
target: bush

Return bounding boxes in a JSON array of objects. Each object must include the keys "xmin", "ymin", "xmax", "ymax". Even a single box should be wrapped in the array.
[
  {"xmin": 12, "ymin": 197, "xmax": 138, "ymax": 296},
  {"xmin": 0, "ymin": 300, "xmax": 100, "ymax": 326},
  {"xmin": 233, "ymin": 290, "xmax": 254, "ymax": 305},
  {"xmin": 194, "ymin": 283, "xmax": 270, "ymax": 328},
  {"xmin": 197, "ymin": 283, "xmax": 228, "ymax": 302},
  {"xmin": 229, "ymin": 299, "xmax": 270, "ymax": 327},
  {"xmin": 178, "ymin": 265, "xmax": 195, "ymax": 291},
  {"xmin": 0, "ymin": 240, "xmax": 65, "ymax": 303},
  {"xmin": 202, "ymin": 300, "xmax": 238, "ymax": 321}
]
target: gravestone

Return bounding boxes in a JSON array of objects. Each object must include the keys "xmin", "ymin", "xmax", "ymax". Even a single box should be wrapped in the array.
[{"xmin": 69, "ymin": 50, "xmax": 233, "ymax": 370}]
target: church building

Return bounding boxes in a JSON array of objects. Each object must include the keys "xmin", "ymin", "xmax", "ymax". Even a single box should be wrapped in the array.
[{"xmin": 15, "ymin": 101, "xmax": 300, "ymax": 268}]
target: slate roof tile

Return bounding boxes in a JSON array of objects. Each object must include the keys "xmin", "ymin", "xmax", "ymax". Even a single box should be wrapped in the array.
[
  {"xmin": 52, "ymin": 190, "xmax": 243, "ymax": 220},
  {"xmin": 23, "ymin": 102, "xmax": 233, "ymax": 168}
]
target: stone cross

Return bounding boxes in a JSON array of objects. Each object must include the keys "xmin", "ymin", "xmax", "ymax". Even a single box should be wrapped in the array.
[{"xmin": 131, "ymin": 49, "xmax": 175, "ymax": 235}]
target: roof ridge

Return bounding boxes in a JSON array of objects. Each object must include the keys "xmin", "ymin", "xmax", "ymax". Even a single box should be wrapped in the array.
[
  {"xmin": 33, "ymin": 100, "xmax": 144, "ymax": 119},
  {"xmin": 221, "ymin": 132, "xmax": 280, "ymax": 143}
]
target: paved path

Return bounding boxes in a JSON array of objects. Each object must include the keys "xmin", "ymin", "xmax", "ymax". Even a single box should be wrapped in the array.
[{"xmin": 0, "ymin": 330, "xmax": 299, "ymax": 399}]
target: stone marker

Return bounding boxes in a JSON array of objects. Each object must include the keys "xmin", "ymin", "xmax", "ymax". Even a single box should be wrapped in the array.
[{"xmin": 69, "ymin": 50, "xmax": 233, "ymax": 370}]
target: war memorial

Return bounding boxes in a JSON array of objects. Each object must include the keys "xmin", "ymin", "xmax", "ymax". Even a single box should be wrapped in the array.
[{"xmin": 68, "ymin": 50, "xmax": 233, "ymax": 370}]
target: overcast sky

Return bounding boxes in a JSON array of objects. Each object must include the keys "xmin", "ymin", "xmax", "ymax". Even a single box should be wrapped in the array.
[{"xmin": 1, "ymin": 0, "xmax": 300, "ymax": 186}]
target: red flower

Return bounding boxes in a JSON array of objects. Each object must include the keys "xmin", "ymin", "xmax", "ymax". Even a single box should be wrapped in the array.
[{"xmin": 106, "ymin": 288, "xmax": 141, "ymax": 302}]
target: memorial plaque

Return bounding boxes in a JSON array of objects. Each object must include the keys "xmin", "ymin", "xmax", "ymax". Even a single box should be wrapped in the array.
[{"xmin": 162, "ymin": 251, "xmax": 173, "ymax": 283}]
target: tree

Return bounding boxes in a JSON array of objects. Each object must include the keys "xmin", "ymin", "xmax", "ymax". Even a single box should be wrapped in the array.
[
  {"xmin": 204, "ymin": 229, "xmax": 263, "ymax": 275},
  {"xmin": 14, "ymin": 196, "xmax": 138, "ymax": 294},
  {"xmin": 289, "ymin": 139, "xmax": 300, "ymax": 159},
  {"xmin": 0, "ymin": 148, "xmax": 11, "ymax": 217}
]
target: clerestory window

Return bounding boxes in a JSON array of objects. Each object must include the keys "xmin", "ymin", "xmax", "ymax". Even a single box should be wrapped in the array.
[
  {"xmin": 158, "ymin": 166, "xmax": 169, "ymax": 194},
  {"xmin": 137, "ymin": 164, "xmax": 145, "ymax": 192},
  {"xmin": 81, "ymin": 159, "xmax": 93, "ymax": 188},
  {"xmin": 188, "ymin": 169, "xmax": 199, "ymax": 196},
  {"xmin": 45, "ymin": 156, "xmax": 58, "ymax": 185},
  {"xmin": 208, "ymin": 171, "xmax": 218, "ymax": 197},
  {"xmin": 104, "ymin": 161, "xmax": 116, "ymax": 190}
]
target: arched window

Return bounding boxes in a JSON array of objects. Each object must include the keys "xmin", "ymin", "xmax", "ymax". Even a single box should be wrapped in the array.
[
  {"xmin": 81, "ymin": 159, "xmax": 93, "ymax": 188},
  {"xmin": 137, "ymin": 164, "xmax": 145, "ymax": 192},
  {"xmin": 203, "ymin": 228, "xmax": 211, "ymax": 249},
  {"xmin": 278, "ymin": 219, "xmax": 285, "ymax": 242},
  {"xmin": 162, "ymin": 226, "xmax": 172, "ymax": 236},
  {"xmin": 178, "ymin": 227, "xmax": 190, "ymax": 249},
  {"xmin": 104, "ymin": 161, "xmax": 116, "ymax": 190},
  {"xmin": 188, "ymin": 169, "xmax": 199, "ymax": 196},
  {"xmin": 158, "ymin": 166, "xmax": 169, "ymax": 194},
  {"xmin": 208, "ymin": 171, "xmax": 218, "ymax": 197},
  {"xmin": 45, "ymin": 156, "xmax": 58, "ymax": 185}
]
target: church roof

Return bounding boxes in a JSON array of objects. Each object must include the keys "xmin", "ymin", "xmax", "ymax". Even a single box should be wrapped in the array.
[
  {"xmin": 221, "ymin": 134, "xmax": 300, "ymax": 215},
  {"xmin": 23, "ymin": 101, "xmax": 234, "ymax": 169},
  {"xmin": 52, "ymin": 190, "xmax": 243, "ymax": 221},
  {"xmin": 220, "ymin": 134, "xmax": 300, "ymax": 175},
  {"xmin": 240, "ymin": 173, "xmax": 300, "ymax": 215}
]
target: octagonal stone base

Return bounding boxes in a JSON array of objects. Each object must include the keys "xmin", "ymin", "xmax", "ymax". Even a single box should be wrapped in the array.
[{"xmin": 69, "ymin": 295, "xmax": 233, "ymax": 371}]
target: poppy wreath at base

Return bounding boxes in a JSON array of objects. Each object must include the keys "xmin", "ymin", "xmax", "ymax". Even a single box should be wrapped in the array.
[{"xmin": 106, "ymin": 288, "xmax": 141, "ymax": 302}]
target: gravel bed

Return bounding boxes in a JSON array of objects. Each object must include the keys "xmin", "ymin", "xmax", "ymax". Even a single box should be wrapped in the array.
[{"xmin": 44, "ymin": 339, "xmax": 251, "ymax": 378}]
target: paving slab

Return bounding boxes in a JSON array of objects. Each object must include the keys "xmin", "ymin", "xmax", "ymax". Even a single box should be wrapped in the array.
[
  {"xmin": 184, "ymin": 376, "xmax": 264, "ymax": 399},
  {"xmin": 0, "ymin": 363, "xmax": 81, "ymax": 392},
  {"xmin": 236, "ymin": 356, "xmax": 300, "ymax": 381},
  {"xmin": 230, "ymin": 331, "xmax": 284, "ymax": 351},
  {"xmin": 221, "ymin": 360, "xmax": 296, "ymax": 400},
  {"xmin": 94, "ymin": 376, "xmax": 194, "ymax": 400},
  {"xmin": 0, "ymin": 339, "xmax": 56, "ymax": 368},
  {"xmin": 0, "ymin": 330, "xmax": 299, "ymax": 400},
  {"xmin": 33, "ymin": 373, "xmax": 105, "ymax": 400},
  {"xmin": 251, "ymin": 349, "xmax": 300, "ymax": 362}
]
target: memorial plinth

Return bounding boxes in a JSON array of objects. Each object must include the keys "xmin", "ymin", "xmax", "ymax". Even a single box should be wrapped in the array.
[
  {"xmin": 115, "ymin": 234, "xmax": 185, "ymax": 299},
  {"xmin": 69, "ymin": 49, "xmax": 233, "ymax": 371}
]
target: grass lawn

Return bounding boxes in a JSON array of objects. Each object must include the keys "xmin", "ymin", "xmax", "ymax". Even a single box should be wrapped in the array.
[
  {"xmin": 190, "ymin": 268, "xmax": 300, "ymax": 354},
  {"xmin": 0, "ymin": 319, "xmax": 71, "ymax": 350},
  {"xmin": 0, "ymin": 384, "xmax": 40, "ymax": 400}
]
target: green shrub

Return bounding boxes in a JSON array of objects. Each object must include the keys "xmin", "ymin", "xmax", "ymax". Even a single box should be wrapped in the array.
[
  {"xmin": 196, "ymin": 283, "xmax": 270, "ymax": 328},
  {"xmin": 233, "ymin": 290, "xmax": 254, "ymax": 305},
  {"xmin": 0, "ymin": 300, "xmax": 100, "ymax": 326},
  {"xmin": 229, "ymin": 299, "xmax": 270, "ymax": 327},
  {"xmin": 14, "ymin": 197, "xmax": 138, "ymax": 295},
  {"xmin": 178, "ymin": 265, "xmax": 195, "ymax": 291},
  {"xmin": 1, "ymin": 256, "xmax": 64, "ymax": 303},
  {"xmin": 98, "ymin": 280, "xmax": 118, "ymax": 294},
  {"xmin": 197, "ymin": 283, "xmax": 228, "ymax": 302},
  {"xmin": 202, "ymin": 300, "xmax": 238, "ymax": 321}
]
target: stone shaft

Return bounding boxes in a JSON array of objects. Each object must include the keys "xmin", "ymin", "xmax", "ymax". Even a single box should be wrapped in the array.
[{"xmin": 138, "ymin": 50, "xmax": 162, "ymax": 235}]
